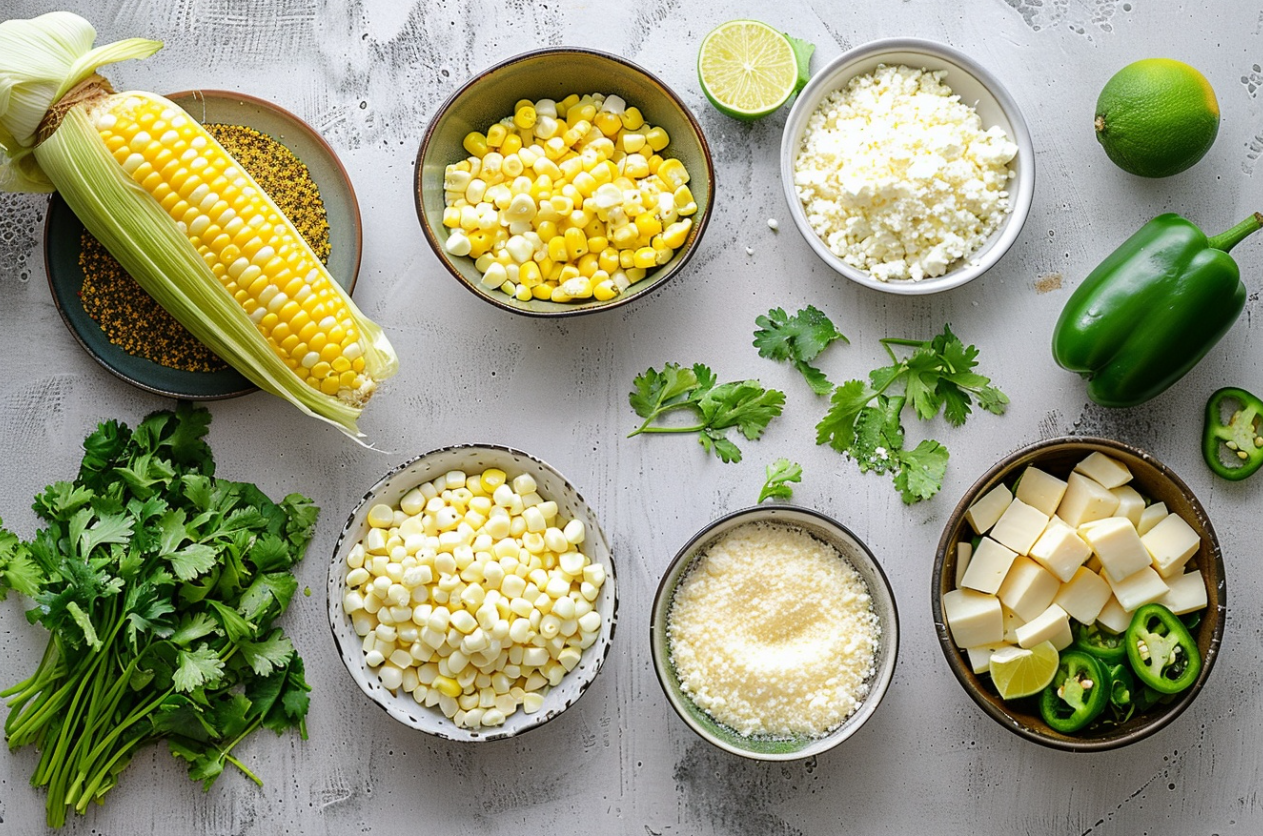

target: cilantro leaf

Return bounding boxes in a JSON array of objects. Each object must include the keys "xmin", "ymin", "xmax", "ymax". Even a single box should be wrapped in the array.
[
  {"xmin": 894, "ymin": 440, "xmax": 950, "ymax": 503},
  {"xmin": 754, "ymin": 306, "xmax": 847, "ymax": 394},
  {"xmin": 815, "ymin": 380, "xmax": 877, "ymax": 452},
  {"xmin": 628, "ymin": 363, "xmax": 784, "ymax": 463},
  {"xmin": 174, "ymin": 645, "xmax": 226, "ymax": 692},
  {"xmin": 758, "ymin": 459, "xmax": 803, "ymax": 503},
  {"xmin": 0, "ymin": 526, "xmax": 40, "ymax": 599},
  {"xmin": 241, "ymin": 630, "xmax": 295, "ymax": 677}
]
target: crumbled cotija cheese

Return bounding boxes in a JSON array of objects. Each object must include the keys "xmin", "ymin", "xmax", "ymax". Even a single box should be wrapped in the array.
[
  {"xmin": 794, "ymin": 64, "xmax": 1018, "ymax": 282},
  {"xmin": 667, "ymin": 522, "xmax": 880, "ymax": 738}
]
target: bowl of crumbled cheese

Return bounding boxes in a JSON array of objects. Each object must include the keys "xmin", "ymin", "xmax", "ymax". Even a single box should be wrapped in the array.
[
  {"xmin": 781, "ymin": 38, "xmax": 1034, "ymax": 294},
  {"xmin": 650, "ymin": 505, "xmax": 898, "ymax": 760}
]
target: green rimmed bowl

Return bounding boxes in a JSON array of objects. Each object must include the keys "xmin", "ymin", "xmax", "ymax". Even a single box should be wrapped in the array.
[
  {"xmin": 414, "ymin": 47, "xmax": 714, "ymax": 316},
  {"xmin": 44, "ymin": 89, "xmax": 362, "ymax": 399},
  {"xmin": 650, "ymin": 505, "xmax": 898, "ymax": 760}
]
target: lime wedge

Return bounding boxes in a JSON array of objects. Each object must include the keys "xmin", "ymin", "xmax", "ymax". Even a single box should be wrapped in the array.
[
  {"xmin": 698, "ymin": 20, "xmax": 803, "ymax": 120},
  {"xmin": 989, "ymin": 641, "xmax": 1060, "ymax": 701}
]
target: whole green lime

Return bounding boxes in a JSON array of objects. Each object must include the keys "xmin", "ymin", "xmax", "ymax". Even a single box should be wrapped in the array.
[{"xmin": 1094, "ymin": 58, "xmax": 1219, "ymax": 178}]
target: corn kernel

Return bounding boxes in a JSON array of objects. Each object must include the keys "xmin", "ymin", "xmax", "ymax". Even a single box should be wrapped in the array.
[
  {"xmin": 514, "ymin": 105, "xmax": 537, "ymax": 130},
  {"xmin": 645, "ymin": 126, "xmax": 670, "ymax": 152},
  {"xmin": 486, "ymin": 123, "xmax": 508, "ymax": 147},
  {"xmin": 632, "ymin": 247, "xmax": 657, "ymax": 269},
  {"xmin": 620, "ymin": 107, "xmax": 644, "ymax": 130},
  {"xmin": 463, "ymin": 131, "xmax": 488, "ymax": 156}
]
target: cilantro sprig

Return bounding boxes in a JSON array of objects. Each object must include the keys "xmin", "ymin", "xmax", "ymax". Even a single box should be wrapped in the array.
[
  {"xmin": 816, "ymin": 324, "xmax": 1008, "ymax": 503},
  {"xmin": 629, "ymin": 363, "xmax": 785, "ymax": 463},
  {"xmin": 758, "ymin": 459, "xmax": 803, "ymax": 503},
  {"xmin": 0, "ymin": 404, "xmax": 316, "ymax": 827},
  {"xmin": 753, "ymin": 305, "xmax": 848, "ymax": 394}
]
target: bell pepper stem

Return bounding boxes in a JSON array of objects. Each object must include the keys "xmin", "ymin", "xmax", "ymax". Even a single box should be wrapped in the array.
[{"xmin": 1207, "ymin": 212, "xmax": 1263, "ymax": 253}]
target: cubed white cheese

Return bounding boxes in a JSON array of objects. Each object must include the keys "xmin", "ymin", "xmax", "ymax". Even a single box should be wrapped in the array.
[
  {"xmin": 1057, "ymin": 472, "xmax": 1121, "ymax": 527},
  {"xmin": 989, "ymin": 498, "xmax": 1050, "ymax": 556},
  {"xmin": 1107, "ymin": 565, "xmax": 1169, "ymax": 612},
  {"xmin": 960, "ymin": 537, "xmax": 1019, "ymax": 595},
  {"xmin": 1081, "ymin": 517, "xmax": 1152, "ymax": 583},
  {"xmin": 1015, "ymin": 467, "xmax": 1068, "ymax": 517},
  {"xmin": 1157, "ymin": 570, "xmax": 1208, "ymax": 615},
  {"xmin": 1052, "ymin": 566, "xmax": 1112, "ymax": 624},
  {"xmin": 943, "ymin": 588, "xmax": 1004, "ymax": 648},
  {"xmin": 1002, "ymin": 605, "xmax": 1024, "ymax": 643},
  {"xmin": 1096, "ymin": 595, "xmax": 1132, "ymax": 634},
  {"xmin": 1137, "ymin": 501, "xmax": 1168, "ymax": 536},
  {"xmin": 1014, "ymin": 603, "xmax": 1072, "ymax": 650},
  {"xmin": 1085, "ymin": 551, "xmax": 1103, "ymax": 574},
  {"xmin": 965, "ymin": 642, "xmax": 1012, "ymax": 675},
  {"xmin": 1110, "ymin": 485, "xmax": 1146, "ymax": 528},
  {"xmin": 965, "ymin": 484, "xmax": 1013, "ymax": 535},
  {"xmin": 1074, "ymin": 452, "xmax": 1133, "ymax": 489},
  {"xmin": 1141, "ymin": 514, "xmax": 1201, "ymax": 578},
  {"xmin": 1028, "ymin": 518, "xmax": 1092, "ymax": 582},
  {"xmin": 998, "ymin": 556, "xmax": 1060, "ymax": 622},
  {"xmin": 954, "ymin": 541, "xmax": 973, "ymax": 588}
]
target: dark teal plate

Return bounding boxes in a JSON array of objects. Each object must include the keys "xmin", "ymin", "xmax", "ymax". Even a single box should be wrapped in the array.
[{"xmin": 44, "ymin": 89, "xmax": 362, "ymax": 400}]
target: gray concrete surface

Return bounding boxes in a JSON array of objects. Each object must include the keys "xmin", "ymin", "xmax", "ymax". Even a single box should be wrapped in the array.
[{"xmin": 2, "ymin": 0, "xmax": 1261, "ymax": 833}]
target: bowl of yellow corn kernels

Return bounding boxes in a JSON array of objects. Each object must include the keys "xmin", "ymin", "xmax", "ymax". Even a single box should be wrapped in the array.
[
  {"xmin": 328, "ymin": 444, "xmax": 618, "ymax": 741},
  {"xmin": 415, "ymin": 47, "xmax": 714, "ymax": 315}
]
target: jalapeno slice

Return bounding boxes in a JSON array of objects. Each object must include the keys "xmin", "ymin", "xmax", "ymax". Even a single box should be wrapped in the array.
[
  {"xmin": 1203, "ymin": 386, "xmax": 1263, "ymax": 481},
  {"xmin": 1072, "ymin": 621, "xmax": 1128, "ymax": 663},
  {"xmin": 1039, "ymin": 650, "xmax": 1109, "ymax": 733},
  {"xmin": 1125, "ymin": 604, "xmax": 1201, "ymax": 695}
]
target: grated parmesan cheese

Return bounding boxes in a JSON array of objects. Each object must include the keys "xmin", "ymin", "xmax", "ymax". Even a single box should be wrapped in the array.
[{"xmin": 667, "ymin": 522, "xmax": 881, "ymax": 738}]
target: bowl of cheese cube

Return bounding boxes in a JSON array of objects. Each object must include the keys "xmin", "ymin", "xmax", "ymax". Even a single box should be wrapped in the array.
[
  {"xmin": 328, "ymin": 444, "xmax": 616, "ymax": 740},
  {"xmin": 415, "ymin": 47, "xmax": 713, "ymax": 315},
  {"xmin": 932, "ymin": 437, "xmax": 1225, "ymax": 751}
]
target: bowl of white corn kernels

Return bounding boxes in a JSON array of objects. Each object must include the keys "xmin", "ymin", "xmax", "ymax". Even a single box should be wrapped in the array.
[
  {"xmin": 415, "ymin": 47, "xmax": 714, "ymax": 316},
  {"xmin": 932, "ymin": 437, "xmax": 1225, "ymax": 751},
  {"xmin": 328, "ymin": 444, "xmax": 617, "ymax": 740}
]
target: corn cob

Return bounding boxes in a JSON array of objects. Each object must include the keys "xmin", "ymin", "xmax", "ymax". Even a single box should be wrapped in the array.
[{"xmin": 0, "ymin": 13, "xmax": 397, "ymax": 439}]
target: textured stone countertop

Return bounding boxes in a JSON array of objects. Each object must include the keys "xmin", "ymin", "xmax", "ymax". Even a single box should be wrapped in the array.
[{"xmin": 2, "ymin": 1, "xmax": 1261, "ymax": 833}]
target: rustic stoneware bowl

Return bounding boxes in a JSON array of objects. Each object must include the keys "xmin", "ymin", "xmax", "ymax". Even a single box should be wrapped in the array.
[
  {"xmin": 932, "ymin": 437, "xmax": 1226, "ymax": 751},
  {"xmin": 415, "ymin": 47, "xmax": 714, "ymax": 316},
  {"xmin": 328, "ymin": 444, "xmax": 617, "ymax": 741},
  {"xmin": 780, "ymin": 38, "xmax": 1034, "ymax": 295},
  {"xmin": 650, "ymin": 505, "xmax": 898, "ymax": 761}
]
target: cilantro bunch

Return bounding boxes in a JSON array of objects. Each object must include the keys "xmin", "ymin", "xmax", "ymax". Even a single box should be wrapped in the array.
[
  {"xmin": 0, "ymin": 404, "xmax": 317, "ymax": 827},
  {"xmin": 628, "ymin": 363, "xmax": 785, "ymax": 463},
  {"xmin": 815, "ymin": 325, "xmax": 1009, "ymax": 503}
]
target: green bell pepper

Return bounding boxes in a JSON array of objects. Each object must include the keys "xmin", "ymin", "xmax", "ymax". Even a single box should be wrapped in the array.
[
  {"xmin": 1203, "ymin": 386, "xmax": 1263, "ymax": 480},
  {"xmin": 1125, "ymin": 604, "xmax": 1201, "ymax": 695},
  {"xmin": 1052, "ymin": 212, "xmax": 1262, "ymax": 408},
  {"xmin": 1039, "ymin": 650, "xmax": 1109, "ymax": 733}
]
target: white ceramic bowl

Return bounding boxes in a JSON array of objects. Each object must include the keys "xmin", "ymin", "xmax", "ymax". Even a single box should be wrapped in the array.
[
  {"xmin": 650, "ymin": 505, "xmax": 899, "ymax": 760},
  {"xmin": 327, "ymin": 444, "xmax": 617, "ymax": 741},
  {"xmin": 780, "ymin": 38, "xmax": 1035, "ymax": 295}
]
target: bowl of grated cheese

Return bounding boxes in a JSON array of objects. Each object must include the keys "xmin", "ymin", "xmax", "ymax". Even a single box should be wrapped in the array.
[
  {"xmin": 650, "ymin": 505, "xmax": 898, "ymax": 760},
  {"xmin": 780, "ymin": 38, "xmax": 1034, "ymax": 294}
]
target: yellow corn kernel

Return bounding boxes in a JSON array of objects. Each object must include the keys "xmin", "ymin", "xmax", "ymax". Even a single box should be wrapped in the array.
[
  {"xmin": 535, "ymin": 220, "xmax": 559, "ymax": 242},
  {"xmin": 486, "ymin": 123, "xmax": 508, "ymax": 147},
  {"xmin": 532, "ymin": 282, "xmax": 554, "ymax": 300},
  {"xmin": 577, "ymin": 252, "xmax": 599, "ymax": 277},
  {"xmin": 673, "ymin": 185, "xmax": 697, "ymax": 214},
  {"xmin": 519, "ymin": 261, "xmax": 542, "ymax": 288},
  {"xmin": 587, "ymin": 235, "xmax": 609, "ymax": 252},
  {"xmin": 656, "ymin": 157, "xmax": 689, "ymax": 189},
  {"xmin": 593, "ymin": 111, "xmax": 622, "ymax": 137},
  {"xmin": 598, "ymin": 247, "xmax": 620, "ymax": 273},
  {"xmin": 618, "ymin": 244, "xmax": 638, "ymax": 267},
  {"xmin": 514, "ymin": 105, "xmax": 537, "ymax": 130},
  {"xmin": 558, "ymin": 156, "xmax": 583, "ymax": 181},
  {"xmin": 645, "ymin": 126, "xmax": 669, "ymax": 152},
  {"xmin": 572, "ymin": 170, "xmax": 597, "ymax": 197},
  {"xmin": 557, "ymin": 93, "xmax": 580, "ymax": 116},
  {"xmin": 500, "ymin": 133, "xmax": 523, "ymax": 155},
  {"xmin": 647, "ymin": 154, "xmax": 664, "ymax": 174},
  {"xmin": 463, "ymin": 131, "xmax": 488, "ymax": 156},
  {"xmin": 625, "ymin": 266, "xmax": 648, "ymax": 283},
  {"xmin": 620, "ymin": 107, "xmax": 645, "ymax": 130},
  {"xmin": 622, "ymin": 154, "xmax": 649, "ymax": 179},
  {"xmin": 593, "ymin": 278, "xmax": 618, "ymax": 301},
  {"xmin": 571, "ymin": 104, "xmax": 597, "ymax": 124},
  {"xmin": 467, "ymin": 230, "xmax": 494, "ymax": 258},
  {"xmin": 557, "ymin": 263, "xmax": 581, "ymax": 283},
  {"xmin": 560, "ymin": 275, "xmax": 593, "ymax": 299},
  {"xmin": 662, "ymin": 219, "xmax": 692, "ymax": 249},
  {"xmin": 635, "ymin": 213, "xmax": 662, "ymax": 240},
  {"xmin": 632, "ymin": 247, "xmax": 657, "ymax": 269},
  {"xmin": 547, "ymin": 236, "xmax": 568, "ymax": 263},
  {"xmin": 621, "ymin": 131, "xmax": 646, "ymax": 154},
  {"xmin": 515, "ymin": 283, "xmax": 533, "ymax": 301}
]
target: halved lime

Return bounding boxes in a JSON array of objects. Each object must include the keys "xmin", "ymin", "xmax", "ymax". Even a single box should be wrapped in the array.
[
  {"xmin": 698, "ymin": 20, "xmax": 803, "ymax": 121},
  {"xmin": 989, "ymin": 641, "xmax": 1059, "ymax": 701}
]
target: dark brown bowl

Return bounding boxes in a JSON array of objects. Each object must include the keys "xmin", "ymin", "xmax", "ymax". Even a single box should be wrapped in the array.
[
  {"xmin": 414, "ymin": 47, "xmax": 713, "ymax": 317},
  {"xmin": 931, "ymin": 437, "xmax": 1226, "ymax": 751}
]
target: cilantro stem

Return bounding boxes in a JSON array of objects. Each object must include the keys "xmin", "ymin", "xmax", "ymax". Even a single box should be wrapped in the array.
[{"xmin": 630, "ymin": 423, "xmax": 708, "ymax": 435}]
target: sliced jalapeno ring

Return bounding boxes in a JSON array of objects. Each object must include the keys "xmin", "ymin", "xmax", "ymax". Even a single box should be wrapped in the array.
[
  {"xmin": 1073, "ymin": 621, "xmax": 1128, "ymax": 664},
  {"xmin": 1039, "ymin": 650, "xmax": 1110, "ymax": 734},
  {"xmin": 1125, "ymin": 603, "xmax": 1201, "ymax": 695}
]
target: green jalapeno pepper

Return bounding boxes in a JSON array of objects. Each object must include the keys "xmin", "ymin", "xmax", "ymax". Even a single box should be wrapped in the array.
[
  {"xmin": 1039, "ymin": 650, "xmax": 1110, "ymax": 733},
  {"xmin": 1203, "ymin": 387, "xmax": 1263, "ymax": 480},
  {"xmin": 1072, "ymin": 621, "xmax": 1128, "ymax": 663},
  {"xmin": 1052, "ymin": 212, "xmax": 1262, "ymax": 408},
  {"xmin": 1106, "ymin": 663, "xmax": 1136, "ymax": 723},
  {"xmin": 1125, "ymin": 604, "xmax": 1201, "ymax": 695}
]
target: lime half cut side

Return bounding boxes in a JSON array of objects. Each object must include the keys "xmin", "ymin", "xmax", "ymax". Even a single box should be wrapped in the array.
[
  {"xmin": 698, "ymin": 20, "xmax": 799, "ymax": 120},
  {"xmin": 989, "ymin": 641, "xmax": 1060, "ymax": 701}
]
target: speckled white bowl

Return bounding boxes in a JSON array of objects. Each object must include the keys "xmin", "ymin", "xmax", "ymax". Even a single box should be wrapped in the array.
[
  {"xmin": 780, "ymin": 38, "xmax": 1035, "ymax": 295},
  {"xmin": 650, "ymin": 505, "xmax": 899, "ymax": 761},
  {"xmin": 327, "ymin": 444, "xmax": 617, "ymax": 741}
]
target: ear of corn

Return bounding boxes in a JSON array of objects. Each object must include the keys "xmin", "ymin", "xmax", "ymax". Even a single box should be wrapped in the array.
[{"xmin": 0, "ymin": 13, "xmax": 397, "ymax": 440}]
